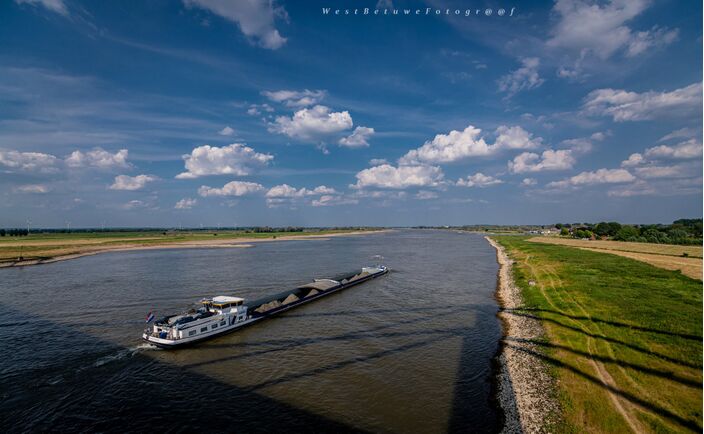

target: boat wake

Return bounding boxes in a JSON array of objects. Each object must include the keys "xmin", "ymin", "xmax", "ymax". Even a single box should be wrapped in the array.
[{"xmin": 93, "ymin": 343, "xmax": 160, "ymax": 367}]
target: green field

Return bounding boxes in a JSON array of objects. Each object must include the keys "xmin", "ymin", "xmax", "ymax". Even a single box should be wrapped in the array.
[
  {"xmin": 495, "ymin": 236, "xmax": 702, "ymax": 433},
  {"xmin": 0, "ymin": 229, "xmax": 377, "ymax": 264}
]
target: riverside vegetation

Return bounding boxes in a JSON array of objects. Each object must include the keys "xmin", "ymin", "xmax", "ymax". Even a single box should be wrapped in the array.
[{"xmin": 495, "ymin": 236, "xmax": 702, "ymax": 433}]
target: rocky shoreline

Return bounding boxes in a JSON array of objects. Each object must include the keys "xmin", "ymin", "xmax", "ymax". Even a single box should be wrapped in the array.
[{"xmin": 486, "ymin": 236, "xmax": 558, "ymax": 433}]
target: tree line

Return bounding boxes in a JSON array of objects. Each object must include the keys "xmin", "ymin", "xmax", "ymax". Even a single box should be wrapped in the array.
[
  {"xmin": 555, "ymin": 219, "xmax": 702, "ymax": 245},
  {"xmin": 0, "ymin": 229, "xmax": 30, "ymax": 236},
  {"xmin": 0, "ymin": 226, "xmax": 376, "ymax": 236}
]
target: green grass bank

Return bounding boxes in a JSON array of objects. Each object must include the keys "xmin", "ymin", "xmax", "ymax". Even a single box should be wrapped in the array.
[{"xmin": 494, "ymin": 236, "xmax": 702, "ymax": 433}]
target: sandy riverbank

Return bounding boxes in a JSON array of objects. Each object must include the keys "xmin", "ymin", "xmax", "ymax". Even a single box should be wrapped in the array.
[
  {"xmin": 486, "ymin": 236, "xmax": 558, "ymax": 433},
  {"xmin": 0, "ymin": 230, "xmax": 390, "ymax": 269}
]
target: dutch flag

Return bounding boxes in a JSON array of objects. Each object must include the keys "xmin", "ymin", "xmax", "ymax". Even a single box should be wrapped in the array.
[{"xmin": 146, "ymin": 311, "xmax": 155, "ymax": 323}]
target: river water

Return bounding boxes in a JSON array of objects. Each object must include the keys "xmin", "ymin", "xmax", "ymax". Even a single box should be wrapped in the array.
[{"xmin": 0, "ymin": 230, "xmax": 501, "ymax": 433}]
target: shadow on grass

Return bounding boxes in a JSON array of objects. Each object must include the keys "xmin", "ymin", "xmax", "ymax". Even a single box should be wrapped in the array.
[
  {"xmin": 506, "ymin": 343, "xmax": 702, "ymax": 432},
  {"xmin": 505, "ymin": 337, "xmax": 701, "ymax": 388},
  {"xmin": 504, "ymin": 307, "xmax": 702, "ymax": 341},
  {"xmin": 505, "ymin": 311, "xmax": 702, "ymax": 369}
]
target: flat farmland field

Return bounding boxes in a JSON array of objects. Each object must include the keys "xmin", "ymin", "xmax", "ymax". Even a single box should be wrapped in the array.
[{"xmin": 529, "ymin": 237, "xmax": 702, "ymax": 280}]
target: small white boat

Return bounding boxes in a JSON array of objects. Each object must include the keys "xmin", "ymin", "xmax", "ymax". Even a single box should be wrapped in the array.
[{"xmin": 143, "ymin": 264, "xmax": 388, "ymax": 348}]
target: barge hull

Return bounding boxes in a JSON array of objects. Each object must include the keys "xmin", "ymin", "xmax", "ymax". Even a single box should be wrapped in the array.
[{"xmin": 144, "ymin": 267, "xmax": 388, "ymax": 348}]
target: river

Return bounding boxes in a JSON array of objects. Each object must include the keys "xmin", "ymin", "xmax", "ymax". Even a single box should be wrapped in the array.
[{"xmin": 0, "ymin": 230, "xmax": 501, "ymax": 433}]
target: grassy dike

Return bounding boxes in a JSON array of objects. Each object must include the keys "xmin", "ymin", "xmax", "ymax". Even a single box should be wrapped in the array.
[{"xmin": 494, "ymin": 236, "xmax": 702, "ymax": 433}]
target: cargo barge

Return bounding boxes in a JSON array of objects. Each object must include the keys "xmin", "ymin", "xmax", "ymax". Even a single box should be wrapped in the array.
[{"xmin": 143, "ymin": 263, "xmax": 388, "ymax": 348}]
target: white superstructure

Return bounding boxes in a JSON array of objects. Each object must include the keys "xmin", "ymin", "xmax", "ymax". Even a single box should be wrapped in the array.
[{"xmin": 143, "ymin": 295, "xmax": 256, "ymax": 347}]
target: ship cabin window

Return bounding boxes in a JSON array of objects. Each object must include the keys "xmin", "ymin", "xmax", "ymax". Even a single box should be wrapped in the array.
[
  {"xmin": 211, "ymin": 324, "xmax": 218, "ymax": 329},
  {"xmin": 200, "ymin": 327, "xmax": 207, "ymax": 333},
  {"xmin": 213, "ymin": 301, "xmax": 243, "ymax": 310},
  {"xmin": 220, "ymin": 320, "xmax": 226, "ymax": 326},
  {"xmin": 189, "ymin": 330, "xmax": 196, "ymax": 336}
]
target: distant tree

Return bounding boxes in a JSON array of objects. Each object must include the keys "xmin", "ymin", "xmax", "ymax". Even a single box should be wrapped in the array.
[
  {"xmin": 607, "ymin": 221, "xmax": 622, "ymax": 235},
  {"xmin": 642, "ymin": 228, "xmax": 670, "ymax": 244},
  {"xmin": 668, "ymin": 228, "xmax": 689, "ymax": 243},
  {"xmin": 555, "ymin": 223, "xmax": 563, "ymax": 229},
  {"xmin": 672, "ymin": 219, "xmax": 703, "ymax": 237},
  {"xmin": 614, "ymin": 225, "xmax": 640, "ymax": 241},
  {"xmin": 594, "ymin": 222, "xmax": 610, "ymax": 237},
  {"xmin": 594, "ymin": 221, "xmax": 622, "ymax": 237},
  {"xmin": 573, "ymin": 229, "xmax": 592, "ymax": 239},
  {"xmin": 0, "ymin": 229, "xmax": 5, "ymax": 237},
  {"xmin": 560, "ymin": 227, "xmax": 569, "ymax": 236}
]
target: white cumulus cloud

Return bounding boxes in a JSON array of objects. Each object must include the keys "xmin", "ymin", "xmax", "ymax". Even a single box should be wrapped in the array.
[
  {"xmin": 176, "ymin": 143, "xmax": 273, "ymax": 179},
  {"xmin": 339, "ymin": 126, "xmax": 374, "ymax": 148},
  {"xmin": 583, "ymin": 82, "xmax": 702, "ymax": 122},
  {"xmin": 261, "ymin": 89, "xmax": 326, "ymax": 107},
  {"xmin": 352, "ymin": 164, "xmax": 444, "ymax": 189},
  {"xmin": 369, "ymin": 158, "xmax": 388, "ymax": 166},
  {"xmin": 198, "ymin": 181, "xmax": 265, "ymax": 197},
  {"xmin": 65, "ymin": 148, "xmax": 130, "ymax": 169},
  {"xmin": 547, "ymin": 168, "xmax": 635, "ymax": 189},
  {"xmin": 110, "ymin": 174, "xmax": 157, "ymax": 191},
  {"xmin": 633, "ymin": 164, "xmax": 693, "ymax": 179},
  {"xmin": 265, "ymin": 184, "xmax": 337, "ymax": 207},
  {"xmin": 644, "ymin": 139, "xmax": 702, "ymax": 160},
  {"xmin": 621, "ymin": 139, "xmax": 702, "ymax": 169},
  {"xmin": 175, "ymin": 198, "xmax": 198, "ymax": 209},
  {"xmin": 399, "ymin": 125, "xmax": 541, "ymax": 165},
  {"xmin": 270, "ymin": 105, "xmax": 353, "ymax": 142},
  {"xmin": 0, "ymin": 150, "xmax": 58, "ymax": 173},
  {"xmin": 621, "ymin": 153, "xmax": 644, "ymax": 167},
  {"xmin": 219, "ymin": 126, "xmax": 235, "ymax": 136},
  {"xmin": 266, "ymin": 184, "xmax": 336, "ymax": 198},
  {"xmin": 311, "ymin": 195, "xmax": 358, "ymax": 207},
  {"xmin": 247, "ymin": 103, "xmax": 274, "ymax": 116},
  {"xmin": 508, "ymin": 149, "xmax": 575, "ymax": 173},
  {"xmin": 456, "ymin": 173, "xmax": 503, "ymax": 188}
]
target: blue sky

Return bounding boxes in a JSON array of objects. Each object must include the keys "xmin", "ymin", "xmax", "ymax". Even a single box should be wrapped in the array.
[{"xmin": 0, "ymin": 0, "xmax": 701, "ymax": 228}]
